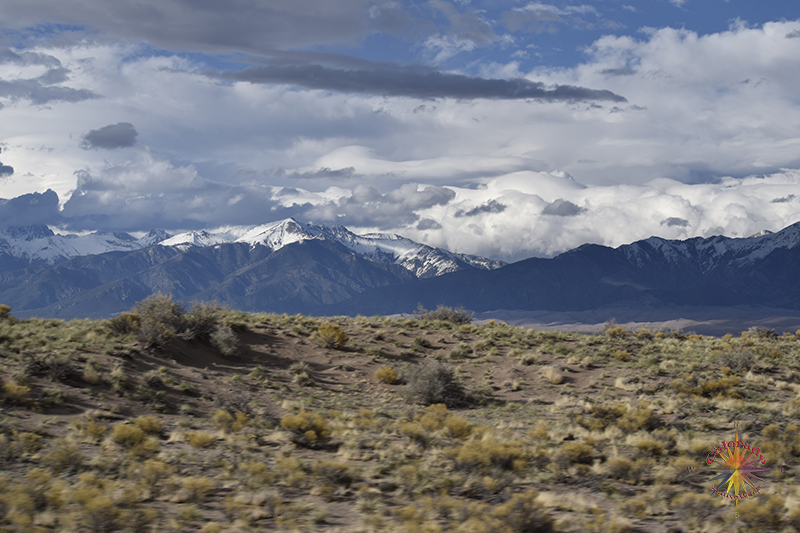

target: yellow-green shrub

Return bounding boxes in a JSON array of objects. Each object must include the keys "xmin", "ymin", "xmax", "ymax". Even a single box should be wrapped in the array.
[
  {"xmin": 134, "ymin": 415, "xmax": 163, "ymax": 435},
  {"xmin": 107, "ymin": 312, "xmax": 141, "ymax": 335},
  {"xmin": 491, "ymin": 489, "xmax": 554, "ymax": 533},
  {"xmin": 185, "ymin": 431, "xmax": 216, "ymax": 448},
  {"xmin": 314, "ymin": 322, "xmax": 348, "ymax": 349},
  {"xmin": 211, "ymin": 410, "xmax": 234, "ymax": 432},
  {"xmin": 612, "ymin": 350, "xmax": 630, "ymax": 362},
  {"xmin": 3, "ymin": 380, "xmax": 30, "ymax": 403},
  {"xmin": 375, "ymin": 366, "xmax": 399, "ymax": 384},
  {"xmin": 447, "ymin": 437, "xmax": 525, "ymax": 472},
  {"xmin": 109, "ymin": 423, "xmax": 146, "ymax": 448},
  {"xmin": 237, "ymin": 461, "xmax": 275, "ymax": 490},
  {"xmin": 183, "ymin": 476, "xmax": 214, "ymax": 501},
  {"xmin": 561, "ymin": 441, "xmax": 595, "ymax": 465},
  {"xmin": 281, "ymin": 410, "xmax": 331, "ymax": 447},
  {"xmin": 75, "ymin": 418, "xmax": 108, "ymax": 441}
]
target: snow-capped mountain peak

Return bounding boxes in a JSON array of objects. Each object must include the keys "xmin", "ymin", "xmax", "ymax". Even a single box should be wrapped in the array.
[
  {"xmin": 620, "ymin": 221, "xmax": 800, "ymax": 273},
  {"xmin": 160, "ymin": 218, "xmax": 506, "ymax": 278},
  {"xmin": 0, "ymin": 225, "xmax": 172, "ymax": 265}
]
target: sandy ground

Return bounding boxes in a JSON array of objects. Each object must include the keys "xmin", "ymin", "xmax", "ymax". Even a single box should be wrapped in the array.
[{"xmin": 469, "ymin": 305, "xmax": 800, "ymax": 337}]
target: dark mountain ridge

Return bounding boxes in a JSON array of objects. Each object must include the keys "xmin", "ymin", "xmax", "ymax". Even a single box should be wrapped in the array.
[{"xmin": 1, "ymin": 220, "xmax": 799, "ymax": 323}]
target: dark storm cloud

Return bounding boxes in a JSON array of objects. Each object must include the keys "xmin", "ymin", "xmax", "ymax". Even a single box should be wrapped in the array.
[
  {"xmin": 0, "ymin": 48, "xmax": 97, "ymax": 105},
  {"xmin": 660, "ymin": 217, "xmax": 689, "ymax": 227},
  {"xmin": 600, "ymin": 67, "xmax": 636, "ymax": 76},
  {"xmin": 80, "ymin": 123, "xmax": 139, "ymax": 150},
  {"xmin": 455, "ymin": 199, "xmax": 507, "ymax": 218},
  {"xmin": 213, "ymin": 62, "xmax": 627, "ymax": 102},
  {"xmin": 0, "ymin": 147, "xmax": 13, "ymax": 178},
  {"xmin": 0, "ymin": 79, "xmax": 97, "ymax": 104},
  {"xmin": 1, "ymin": 0, "xmax": 392, "ymax": 53},
  {"xmin": 416, "ymin": 218, "xmax": 442, "ymax": 230},
  {"xmin": 771, "ymin": 194, "xmax": 796, "ymax": 203},
  {"xmin": 0, "ymin": 189, "xmax": 61, "ymax": 226},
  {"xmin": 541, "ymin": 199, "xmax": 582, "ymax": 216}
]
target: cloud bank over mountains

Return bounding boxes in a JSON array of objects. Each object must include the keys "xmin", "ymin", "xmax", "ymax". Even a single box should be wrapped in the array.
[
  {"xmin": 1, "ymin": 1, "xmax": 799, "ymax": 263},
  {"xmin": 4, "ymin": 150, "xmax": 798, "ymax": 262}
]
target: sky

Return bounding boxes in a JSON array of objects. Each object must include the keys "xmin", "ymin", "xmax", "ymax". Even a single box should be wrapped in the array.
[{"xmin": 1, "ymin": 0, "xmax": 800, "ymax": 262}]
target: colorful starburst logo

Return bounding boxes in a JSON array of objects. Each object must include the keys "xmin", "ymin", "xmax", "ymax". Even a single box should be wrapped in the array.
[{"xmin": 706, "ymin": 429, "xmax": 772, "ymax": 506}]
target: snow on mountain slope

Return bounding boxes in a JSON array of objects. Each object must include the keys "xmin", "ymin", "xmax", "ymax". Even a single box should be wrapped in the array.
[
  {"xmin": 620, "ymin": 221, "xmax": 800, "ymax": 273},
  {"xmin": 163, "ymin": 218, "xmax": 506, "ymax": 278},
  {"xmin": 0, "ymin": 225, "xmax": 173, "ymax": 264}
]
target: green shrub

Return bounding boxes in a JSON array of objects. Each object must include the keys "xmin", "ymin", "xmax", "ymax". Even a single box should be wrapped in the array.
[
  {"xmin": 314, "ymin": 322, "xmax": 348, "ymax": 349},
  {"xmin": 210, "ymin": 324, "xmax": 240, "ymax": 356},
  {"xmin": 107, "ymin": 312, "xmax": 140, "ymax": 336},
  {"xmin": 313, "ymin": 459, "xmax": 357, "ymax": 487},
  {"xmin": 414, "ymin": 304, "xmax": 473, "ymax": 325},
  {"xmin": 716, "ymin": 348, "xmax": 754, "ymax": 372},
  {"xmin": 492, "ymin": 489, "xmax": 554, "ymax": 533},
  {"xmin": 183, "ymin": 301, "xmax": 224, "ymax": 342},
  {"xmin": 402, "ymin": 361, "xmax": 467, "ymax": 407},
  {"xmin": 0, "ymin": 303, "xmax": 12, "ymax": 321},
  {"xmin": 132, "ymin": 293, "xmax": 186, "ymax": 348},
  {"xmin": 43, "ymin": 437, "xmax": 84, "ymax": 474}
]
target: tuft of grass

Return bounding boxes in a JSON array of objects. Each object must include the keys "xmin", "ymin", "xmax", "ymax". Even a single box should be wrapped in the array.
[{"xmin": 541, "ymin": 366, "xmax": 563, "ymax": 384}]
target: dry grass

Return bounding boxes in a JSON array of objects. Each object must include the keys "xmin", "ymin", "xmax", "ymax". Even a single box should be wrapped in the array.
[{"xmin": 0, "ymin": 305, "xmax": 797, "ymax": 532}]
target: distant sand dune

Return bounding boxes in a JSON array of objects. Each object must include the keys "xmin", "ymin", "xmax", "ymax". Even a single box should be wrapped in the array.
[{"xmin": 471, "ymin": 306, "xmax": 800, "ymax": 337}]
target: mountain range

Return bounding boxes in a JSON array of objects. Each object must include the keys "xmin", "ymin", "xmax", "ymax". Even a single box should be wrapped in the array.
[
  {"xmin": 0, "ymin": 219, "xmax": 504, "ymax": 318},
  {"xmin": 1, "ymin": 218, "xmax": 799, "ymax": 329}
]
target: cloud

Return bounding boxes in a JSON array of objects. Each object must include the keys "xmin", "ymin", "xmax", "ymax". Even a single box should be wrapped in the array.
[
  {"xmin": 0, "ymin": 147, "xmax": 13, "ymax": 177},
  {"xmin": 455, "ymin": 199, "xmax": 507, "ymax": 217},
  {"xmin": 212, "ymin": 61, "xmax": 627, "ymax": 102},
  {"xmin": 541, "ymin": 199, "xmax": 582, "ymax": 216},
  {"xmin": 392, "ymin": 170, "xmax": 800, "ymax": 261},
  {"xmin": 0, "ymin": 0, "xmax": 389, "ymax": 54},
  {"xmin": 304, "ymin": 183, "xmax": 456, "ymax": 227},
  {"xmin": 599, "ymin": 67, "xmax": 636, "ymax": 76},
  {"xmin": 0, "ymin": 48, "xmax": 97, "ymax": 105},
  {"xmin": 416, "ymin": 218, "xmax": 442, "ymax": 230},
  {"xmin": 0, "ymin": 189, "xmax": 61, "ymax": 226},
  {"xmin": 49, "ymin": 151, "xmax": 457, "ymax": 231},
  {"xmin": 660, "ymin": 217, "xmax": 689, "ymax": 227},
  {"xmin": 59, "ymin": 151, "xmax": 301, "ymax": 230},
  {"xmin": 772, "ymin": 194, "xmax": 796, "ymax": 204},
  {"xmin": 787, "ymin": 30, "xmax": 800, "ymax": 39},
  {"xmin": 80, "ymin": 122, "xmax": 138, "ymax": 150},
  {"xmin": 7, "ymin": 166, "xmax": 800, "ymax": 265},
  {"xmin": 503, "ymin": 2, "xmax": 603, "ymax": 33}
]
